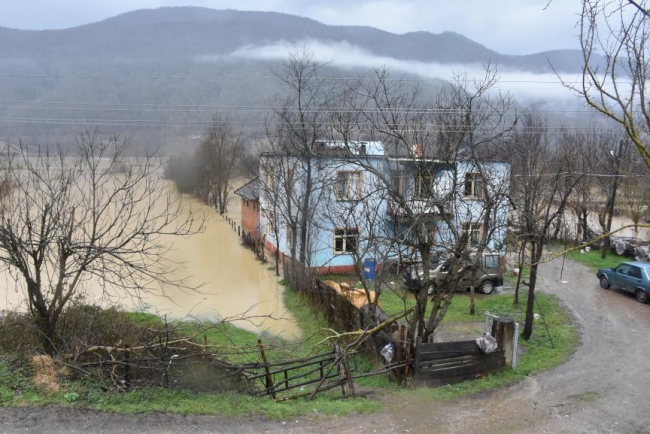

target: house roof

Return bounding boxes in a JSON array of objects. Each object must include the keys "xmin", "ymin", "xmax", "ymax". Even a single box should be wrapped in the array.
[{"xmin": 234, "ymin": 178, "xmax": 260, "ymax": 201}]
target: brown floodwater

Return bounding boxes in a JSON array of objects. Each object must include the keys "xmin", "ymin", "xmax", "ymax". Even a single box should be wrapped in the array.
[{"xmin": 0, "ymin": 187, "xmax": 301, "ymax": 340}]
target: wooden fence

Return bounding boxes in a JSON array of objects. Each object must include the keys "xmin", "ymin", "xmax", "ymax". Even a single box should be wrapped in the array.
[
  {"xmin": 281, "ymin": 257, "xmax": 395, "ymax": 357},
  {"xmin": 242, "ymin": 344, "xmax": 357, "ymax": 399},
  {"xmin": 415, "ymin": 340, "xmax": 505, "ymax": 387}
]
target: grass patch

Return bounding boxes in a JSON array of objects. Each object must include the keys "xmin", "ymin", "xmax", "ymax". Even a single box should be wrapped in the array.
[
  {"xmin": 504, "ymin": 265, "xmax": 530, "ymax": 284},
  {"xmin": 371, "ymin": 283, "xmax": 578, "ymax": 400},
  {"xmin": 396, "ymin": 291, "xmax": 578, "ymax": 401},
  {"xmin": 0, "ymin": 359, "xmax": 381, "ymax": 417},
  {"xmin": 0, "ymin": 273, "xmax": 578, "ymax": 418},
  {"xmin": 565, "ymin": 248, "xmax": 625, "ymax": 272},
  {"xmin": 0, "ymin": 300, "xmax": 381, "ymax": 419}
]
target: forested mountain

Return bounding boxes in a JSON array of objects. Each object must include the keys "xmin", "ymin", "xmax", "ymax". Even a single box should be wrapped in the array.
[{"xmin": 0, "ymin": 7, "xmax": 586, "ymax": 152}]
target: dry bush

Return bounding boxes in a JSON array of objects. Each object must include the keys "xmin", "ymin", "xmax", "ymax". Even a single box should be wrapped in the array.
[
  {"xmin": 0, "ymin": 311, "xmax": 41, "ymax": 354},
  {"xmin": 56, "ymin": 304, "xmax": 153, "ymax": 358},
  {"xmin": 0, "ymin": 304, "xmax": 154, "ymax": 357},
  {"xmin": 0, "ymin": 306, "xmax": 250, "ymax": 393}
]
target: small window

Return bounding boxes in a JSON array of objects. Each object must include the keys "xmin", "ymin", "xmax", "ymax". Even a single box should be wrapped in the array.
[
  {"xmin": 392, "ymin": 170, "xmax": 405, "ymax": 196},
  {"xmin": 629, "ymin": 266, "xmax": 642, "ymax": 279},
  {"xmin": 464, "ymin": 172, "xmax": 484, "ymax": 198},
  {"xmin": 462, "ymin": 222, "xmax": 483, "ymax": 245},
  {"xmin": 616, "ymin": 264, "xmax": 631, "ymax": 275},
  {"xmin": 415, "ymin": 173, "xmax": 434, "ymax": 198},
  {"xmin": 335, "ymin": 171, "xmax": 363, "ymax": 200},
  {"xmin": 334, "ymin": 228, "xmax": 359, "ymax": 253},
  {"xmin": 484, "ymin": 255, "xmax": 500, "ymax": 269}
]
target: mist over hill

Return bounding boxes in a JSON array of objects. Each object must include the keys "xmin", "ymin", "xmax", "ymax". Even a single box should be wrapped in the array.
[{"xmin": 0, "ymin": 7, "xmax": 589, "ymax": 153}]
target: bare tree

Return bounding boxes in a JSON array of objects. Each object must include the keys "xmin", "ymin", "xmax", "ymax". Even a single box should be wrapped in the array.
[
  {"xmin": 0, "ymin": 130, "xmax": 203, "ymax": 354},
  {"xmin": 265, "ymin": 49, "xmax": 339, "ymax": 265},
  {"xmin": 563, "ymin": 128, "xmax": 604, "ymax": 244},
  {"xmin": 195, "ymin": 115, "xmax": 243, "ymax": 214},
  {"xmin": 571, "ymin": 0, "xmax": 650, "ymax": 169},
  {"xmin": 589, "ymin": 132, "xmax": 631, "ymax": 257},
  {"xmin": 618, "ymin": 167, "xmax": 650, "ymax": 234},
  {"xmin": 328, "ymin": 66, "xmax": 514, "ymax": 356},
  {"xmin": 508, "ymin": 112, "xmax": 584, "ymax": 340}
]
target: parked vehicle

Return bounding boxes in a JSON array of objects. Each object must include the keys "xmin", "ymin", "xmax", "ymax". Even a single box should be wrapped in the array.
[
  {"xmin": 402, "ymin": 253, "xmax": 504, "ymax": 295},
  {"xmin": 597, "ymin": 261, "xmax": 650, "ymax": 303}
]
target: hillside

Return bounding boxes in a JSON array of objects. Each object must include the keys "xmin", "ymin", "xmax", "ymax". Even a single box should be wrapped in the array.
[{"xmin": 0, "ymin": 7, "xmax": 587, "ymax": 151}]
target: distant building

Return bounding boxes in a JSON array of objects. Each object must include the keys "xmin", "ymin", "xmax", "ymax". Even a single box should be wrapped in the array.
[{"xmin": 234, "ymin": 178, "xmax": 261, "ymax": 236}]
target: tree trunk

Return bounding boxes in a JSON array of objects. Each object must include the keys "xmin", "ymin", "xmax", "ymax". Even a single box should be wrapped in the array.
[
  {"xmin": 580, "ymin": 208, "xmax": 589, "ymax": 243},
  {"xmin": 522, "ymin": 241, "xmax": 542, "ymax": 341},
  {"xmin": 35, "ymin": 313, "xmax": 57, "ymax": 355},
  {"xmin": 514, "ymin": 241, "xmax": 526, "ymax": 305},
  {"xmin": 298, "ymin": 161, "xmax": 312, "ymax": 265}
]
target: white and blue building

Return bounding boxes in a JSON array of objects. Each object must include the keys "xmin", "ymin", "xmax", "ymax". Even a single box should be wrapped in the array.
[{"xmin": 259, "ymin": 141, "xmax": 510, "ymax": 273}]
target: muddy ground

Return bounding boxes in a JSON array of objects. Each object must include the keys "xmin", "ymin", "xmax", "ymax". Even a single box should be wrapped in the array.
[{"xmin": 2, "ymin": 255, "xmax": 649, "ymax": 434}]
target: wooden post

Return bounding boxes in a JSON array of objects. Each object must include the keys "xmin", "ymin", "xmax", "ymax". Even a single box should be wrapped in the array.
[
  {"xmin": 335, "ymin": 345, "xmax": 355, "ymax": 397},
  {"xmin": 257, "ymin": 339, "xmax": 275, "ymax": 398},
  {"xmin": 396, "ymin": 324, "xmax": 405, "ymax": 385},
  {"xmin": 492, "ymin": 317, "xmax": 515, "ymax": 367}
]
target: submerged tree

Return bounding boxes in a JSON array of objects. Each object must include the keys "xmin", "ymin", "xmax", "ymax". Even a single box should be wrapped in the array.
[
  {"xmin": 195, "ymin": 115, "xmax": 243, "ymax": 214},
  {"xmin": 0, "ymin": 130, "xmax": 203, "ymax": 354}
]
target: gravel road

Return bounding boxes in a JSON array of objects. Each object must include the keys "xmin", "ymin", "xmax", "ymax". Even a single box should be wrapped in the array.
[{"xmin": 1, "ymin": 255, "xmax": 649, "ymax": 434}]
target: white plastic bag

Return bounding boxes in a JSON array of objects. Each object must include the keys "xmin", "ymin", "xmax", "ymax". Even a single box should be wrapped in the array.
[
  {"xmin": 476, "ymin": 333, "xmax": 497, "ymax": 354},
  {"xmin": 380, "ymin": 343, "xmax": 394, "ymax": 362}
]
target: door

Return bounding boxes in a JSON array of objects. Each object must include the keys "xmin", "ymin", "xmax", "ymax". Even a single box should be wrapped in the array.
[
  {"xmin": 610, "ymin": 263, "xmax": 631, "ymax": 289},
  {"xmin": 459, "ymin": 259, "xmax": 475, "ymax": 289},
  {"xmin": 625, "ymin": 265, "xmax": 643, "ymax": 293}
]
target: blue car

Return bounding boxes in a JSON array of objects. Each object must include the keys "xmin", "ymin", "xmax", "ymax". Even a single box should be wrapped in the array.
[{"xmin": 597, "ymin": 261, "xmax": 650, "ymax": 304}]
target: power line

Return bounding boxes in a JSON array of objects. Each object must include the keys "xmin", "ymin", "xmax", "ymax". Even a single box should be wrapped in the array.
[
  {"xmin": 0, "ymin": 116, "xmax": 627, "ymax": 133},
  {"xmin": 0, "ymin": 100, "xmax": 609, "ymax": 116},
  {"xmin": 0, "ymin": 72, "xmax": 576, "ymax": 84},
  {"xmin": 0, "ymin": 104, "xmax": 607, "ymax": 118}
]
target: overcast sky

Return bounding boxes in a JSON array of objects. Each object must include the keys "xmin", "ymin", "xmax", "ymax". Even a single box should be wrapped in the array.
[{"xmin": 1, "ymin": 0, "xmax": 581, "ymax": 55}]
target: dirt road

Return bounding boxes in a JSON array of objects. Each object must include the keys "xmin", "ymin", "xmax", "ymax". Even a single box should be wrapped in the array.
[{"xmin": 1, "ymin": 256, "xmax": 649, "ymax": 433}]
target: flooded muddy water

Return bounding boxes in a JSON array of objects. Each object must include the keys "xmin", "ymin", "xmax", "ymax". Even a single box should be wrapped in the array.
[{"xmin": 0, "ymin": 188, "xmax": 301, "ymax": 340}]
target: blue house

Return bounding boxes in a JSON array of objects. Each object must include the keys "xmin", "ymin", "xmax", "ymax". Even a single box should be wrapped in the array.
[{"xmin": 259, "ymin": 141, "xmax": 510, "ymax": 273}]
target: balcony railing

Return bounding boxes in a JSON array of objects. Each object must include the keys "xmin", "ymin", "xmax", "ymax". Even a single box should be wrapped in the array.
[{"xmin": 387, "ymin": 198, "xmax": 452, "ymax": 218}]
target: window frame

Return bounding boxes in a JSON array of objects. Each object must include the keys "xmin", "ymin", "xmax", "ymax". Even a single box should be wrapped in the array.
[
  {"xmin": 462, "ymin": 222, "xmax": 484, "ymax": 245},
  {"xmin": 335, "ymin": 170, "xmax": 363, "ymax": 201},
  {"xmin": 629, "ymin": 265, "xmax": 642, "ymax": 279},
  {"xmin": 414, "ymin": 172, "xmax": 434, "ymax": 198},
  {"xmin": 464, "ymin": 172, "xmax": 485, "ymax": 199},
  {"xmin": 333, "ymin": 227, "xmax": 360, "ymax": 254},
  {"xmin": 392, "ymin": 170, "xmax": 405, "ymax": 196}
]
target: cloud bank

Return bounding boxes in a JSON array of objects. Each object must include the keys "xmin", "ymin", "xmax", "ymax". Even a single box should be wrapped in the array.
[{"xmin": 223, "ymin": 39, "xmax": 584, "ymax": 105}]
